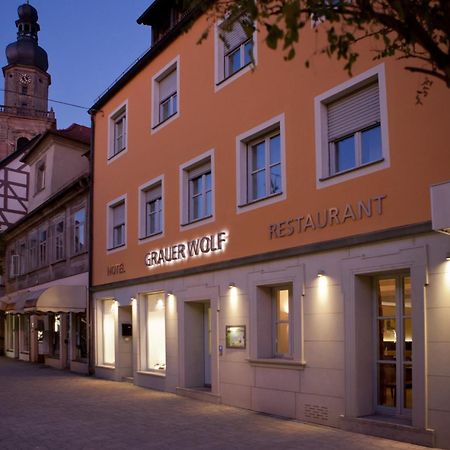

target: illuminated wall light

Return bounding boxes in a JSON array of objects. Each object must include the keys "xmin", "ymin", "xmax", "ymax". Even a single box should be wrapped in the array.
[
  {"xmin": 317, "ymin": 271, "xmax": 329, "ymax": 302},
  {"xmin": 446, "ymin": 253, "xmax": 450, "ymax": 261},
  {"xmin": 228, "ymin": 282, "xmax": 236, "ymax": 289},
  {"xmin": 317, "ymin": 270, "xmax": 325, "ymax": 278}
]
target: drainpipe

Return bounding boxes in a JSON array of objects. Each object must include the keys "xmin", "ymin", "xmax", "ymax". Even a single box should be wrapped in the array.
[{"xmin": 87, "ymin": 111, "xmax": 95, "ymax": 376}]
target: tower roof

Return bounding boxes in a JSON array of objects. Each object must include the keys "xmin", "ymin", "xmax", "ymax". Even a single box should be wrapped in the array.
[{"xmin": 5, "ymin": 2, "xmax": 48, "ymax": 72}]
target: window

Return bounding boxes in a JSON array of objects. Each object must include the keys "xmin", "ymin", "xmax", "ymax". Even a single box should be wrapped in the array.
[
  {"xmin": 109, "ymin": 103, "xmax": 127, "ymax": 159},
  {"xmin": 237, "ymin": 115, "xmax": 286, "ymax": 212},
  {"xmin": 9, "ymin": 251, "xmax": 19, "ymax": 278},
  {"xmin": 139, "ymin": 178, "xmax": 163, "ymax": 240},
  {"xmin": 247, "ymin": 132, "xmax": 281, "ymax": 202},
  {"xmin": 139, "ymin": 293, "xmax": 166, "ymax": 372},
  {"xmin": 273, "ymin": 287, "xmax": 292, "ymax": 357},
  {"xmin": 38, "ymin": 227, "xmax": 48, "ymax": 266},
  {"xmin": 215, "ymin": 16, "xmax": 256, "ymax": 87},
  {"xmin": 254, "ymin": 284, "xmax": 293, "ymax": 359},
  {"xmin": 36, "ymin": 159, "xmax": 46, "ymax": 192},
  {"xmin": 152, "ymin": 57, "xmax": 179, "ymax": 130},
  {"xmin": 375, "ymin": 275, "xmax": 412, "ymax": 416},
  {"xmin": 18, "ymin": 242, "xmax": 26, "ymax": 275},
  {"xmin": 28, "ymin": 231, "xmax": 38, "ymax": 271},
  {"xmin": 97, "ymin": 299, "xmax": 115, "ymax": 366},
  {"xmin": 107, "ymin": 196, "xmax": 126, "ymax": 250},
  {"xmin": 53, "ymin": 219, "xmax": 65, "ymax": 262},
  {"xmin": 73, "ymin": 208, "xmax": 86, "ymax": 255},
  {"xmin": 315, "ymin": 65, "xmax": 389, "ymax": 187},
  {"xmin": 180, "ymin": 151, "xmax": 214, "ymax": 226}
]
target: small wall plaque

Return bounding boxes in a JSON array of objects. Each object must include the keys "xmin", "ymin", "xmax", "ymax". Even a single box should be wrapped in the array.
[{"xmin": 226, "ymin": 325, "xmax": 246, "ymax": 349}]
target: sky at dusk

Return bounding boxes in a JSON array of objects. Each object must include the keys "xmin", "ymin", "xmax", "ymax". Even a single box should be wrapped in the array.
[{"xmin": 0, "ymin": 0, "xmax": 155, "ymax": 129}]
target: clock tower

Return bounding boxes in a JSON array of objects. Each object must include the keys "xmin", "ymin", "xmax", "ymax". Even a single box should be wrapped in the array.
[{"xmin": 0, "ymin": 2, "xmax": 56, "ymax": 160}]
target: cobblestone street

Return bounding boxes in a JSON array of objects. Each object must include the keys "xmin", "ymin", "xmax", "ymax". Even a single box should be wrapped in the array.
[{"xmin": 0, "ymin": 357, "xmax": 433, "ymax": 450}]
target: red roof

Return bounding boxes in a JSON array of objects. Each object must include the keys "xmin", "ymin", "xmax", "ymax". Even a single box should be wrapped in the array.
[{"xmin": 56, "ymin": 123, "xmax": 90, "ymax": 145}]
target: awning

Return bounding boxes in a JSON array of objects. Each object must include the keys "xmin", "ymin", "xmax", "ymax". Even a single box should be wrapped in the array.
[
  {"xmin": 0, "ymin": 297, "xmax": 7, "ymax": 312},
  {"xmin": 3, "ymin": 293, "xmax": 27, "ymax": 314},
  {"xmin": 23, "ymin": 286, "xmax": 87, "ymax": 313}
]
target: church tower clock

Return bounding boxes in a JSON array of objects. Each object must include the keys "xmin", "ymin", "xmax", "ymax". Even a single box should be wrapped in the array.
[{"xmin": 0, "ymin": 2, "xmax": 56, "ymax": 160}]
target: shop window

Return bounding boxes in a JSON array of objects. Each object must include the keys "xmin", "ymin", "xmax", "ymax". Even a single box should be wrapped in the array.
[
  {"xmin": 48, "ymin": 313, "xmax": 61, "ymax": 357},
  {"xmin": 314, "ymin": 64, "xmax": 389, "ymax": 187},
  {"xmin": 236, "ymin": 114, "xmax": 286, "ymax": 212},
  {"xmin": 73, "ymin": 208, "xmax": 86, "ymax": 255},
  {"xmin": 375, "ymin": 275, "xmax": 412, "ymax": 416},
  {"xmin": 180, "ymin": 151, "xmax": 215, "ymax": 226},
  {"xmin": 20, "ymin": 315, "xmax": 30, "ymax": 354},
  {"xmin": 97, "ymin": 299, "xmax": 115, "ymax": 366},
  {"xmin": 152, "ymin": 57, "xmax": 179, "ymax": 131},
  {"xmin": 139, "ymin": 293, "xmax": 166, "ymax": 372},
  {"xmin": 108, "ymin": 102, "xmax": 127, "ymax": 160},
  {"xmin": 73, "ymin": 313, "xmax": 87, "ymax": 361},
  {"xmin": 107, "ymin": 197, "xmax": 126, "ymax": 250},
  {"xmin": 215, "ymin": 15, "xmax": 256, "ymax": 88},
  {"xmin": 139, "ymin": 177, "xmax": 163, "ymax": 240},
  {"xmin": 5, "ymin": 314, "xmax": 15, "ymax": 351}
]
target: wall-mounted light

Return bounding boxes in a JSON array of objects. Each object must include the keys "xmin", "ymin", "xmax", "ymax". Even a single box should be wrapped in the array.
[
  {"xmin": 130, "ymin": 297, "xmax": 136, "ymax": 305},
  {"xmin": 228, "ymin": 282, "xmax": 236, "ymax": 289},
  {"xmin": 167, "ymin": 291, "xmax": 173, "ymax": 296},
  {"xmin": 317, "ymin": 270, "xmax": 325, "ymax": 278},
  {"xmin": 446, "ymin": 253, "xmax": 450, "ymax": 261}
]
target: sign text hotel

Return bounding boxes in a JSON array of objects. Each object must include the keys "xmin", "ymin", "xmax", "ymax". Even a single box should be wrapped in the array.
[
  {"xmin": 145, "ymin": 231, "xmax": 228, "ymax": 268},
  {"xmin": 269, "ymin": 195, "xmax": 387, "ymax": 239}
]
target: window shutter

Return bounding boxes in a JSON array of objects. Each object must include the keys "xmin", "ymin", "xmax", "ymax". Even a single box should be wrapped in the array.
[
  {"xmin": 159, "ymin": 69, "xmax": 177, "ymax": 101},
  {"xmin": 221, "ymin": 19, "xmax": 248, "ymax": 51},
  {"xmin": 113, "ymin": 203, "xmax": 125, "ymax": 226},
  {"xmin": 327, "ymin": 82, "xmax": 380, "ymax": 141},
  {"xmin": 145, "ymin": 184, "xmax": 162, "ymax": 203}
]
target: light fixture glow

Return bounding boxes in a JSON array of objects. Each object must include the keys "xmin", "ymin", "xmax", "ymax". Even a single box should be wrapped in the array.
[
  {"xmin": 228, "ymin": 282, "xmax": 236, "ymax": 289},
  {"xmin": 446, "ymin": 253, "xmax": 450, "ymax": 261},
  {"xmin": 317, "ymin": 270, "xmax": 325, "ymax": 278}
]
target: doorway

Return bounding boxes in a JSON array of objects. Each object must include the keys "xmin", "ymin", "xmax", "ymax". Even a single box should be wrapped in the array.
[{"xmin": 184, "ymin": 300, "xmax": 212, "ymax": 390}]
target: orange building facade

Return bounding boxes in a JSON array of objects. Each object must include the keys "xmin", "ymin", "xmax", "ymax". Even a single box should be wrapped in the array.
[{"xmin": 90, "ymin": 2, "xmax": 450, "ymax": 447}]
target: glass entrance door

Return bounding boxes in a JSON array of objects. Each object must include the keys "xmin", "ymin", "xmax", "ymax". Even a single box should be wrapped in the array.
[{"xmin": 375, "ymin": 275, "xmax": 412, "ymax": 416}]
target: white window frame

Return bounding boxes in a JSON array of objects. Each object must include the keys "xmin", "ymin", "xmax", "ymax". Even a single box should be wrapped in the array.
[
  {"xmin": 28, "ymin": 230, "xmax": 38, "ymax": 271},
  {"xmin": 151, "ymin": 56, "xmax": 180, "ymax": 133},
  {"xmin": 108, "ymin": 100, "xmax": 128, "ymax": 163},
  {"xmin": 138, "ymin": 175, "xmax": 164, "ymax": 243},
  {"xmin": 236, "ymin": 114, "xmax": 286, "ymax": 213},
  {"xmin": 106, "ymin": 194, "xmax": 127, "ymax": 253},
  {"xmin": 214, "ymin": 17, "xmax": 258, "ymax": 91},
  {"xmin": 179, "ymin": 149, "xmax": 215, "ymax": 230},
  {"xmin": 314, "ymin": 63, "xmax": 390, "ymax": 189}
]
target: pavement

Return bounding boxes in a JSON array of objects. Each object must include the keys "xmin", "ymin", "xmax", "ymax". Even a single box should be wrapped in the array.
[{"xmin": 0, "ymin": 357, "xmax": 430, "ymax": 450}]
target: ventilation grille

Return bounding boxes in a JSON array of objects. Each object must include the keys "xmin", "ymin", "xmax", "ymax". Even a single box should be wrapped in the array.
[{"xmin": 304, "ymin": 404, "xmax": 329, "ymax": 422}]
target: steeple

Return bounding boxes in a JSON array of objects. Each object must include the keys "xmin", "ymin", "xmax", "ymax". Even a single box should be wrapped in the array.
[{"xmin": 5, "ymin": 2, "xmax": 49, "ymax": 72}]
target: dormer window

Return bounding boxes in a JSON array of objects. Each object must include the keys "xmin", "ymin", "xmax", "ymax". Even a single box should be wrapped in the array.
[{"xmin": 36, "ymin": 159, "xmax": 46, "ymax": 193}]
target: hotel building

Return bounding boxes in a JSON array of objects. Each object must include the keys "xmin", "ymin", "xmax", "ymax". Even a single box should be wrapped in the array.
[{"xmin": 90, "ymin": 1, "xmax": 450, "ymax": 447}]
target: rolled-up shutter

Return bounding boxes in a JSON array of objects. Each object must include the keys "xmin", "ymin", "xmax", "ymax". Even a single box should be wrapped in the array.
[
  {"xmin": 220, "ymin": 19, "xmax": 248, "ymax": 51},
  {"xmin": 327, "ymin": 82, "xmax": 379, "ymax": 141},
  {"xmin": 159, "ymin": 69, "xmax": 177, "ymax": 101},
  {"xmin": 113, "ymin": 202, "xmax": 125, "ymax": 227}
]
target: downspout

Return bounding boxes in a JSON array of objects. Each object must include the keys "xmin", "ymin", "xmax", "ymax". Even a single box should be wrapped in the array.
[{"xmin": 87, "ymin": 111, "xmax": 96, "ymax": 376}]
